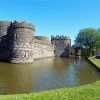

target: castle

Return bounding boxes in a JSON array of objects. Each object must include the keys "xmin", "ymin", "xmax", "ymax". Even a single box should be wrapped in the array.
[{"xmin": 0, "ymin": 21, "xmax": 71, "ymax": 63}]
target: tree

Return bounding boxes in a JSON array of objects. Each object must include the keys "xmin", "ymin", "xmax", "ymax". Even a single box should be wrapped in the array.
[
  {"xmin": 75, "ymin": 28, "xmax": 99, "ymax": 56},
  {"xmin": 95, "ymin": 33, "xmax": 100, "ymax": 50},
  {"xmin": 97, "ymin": 28, "xmax": 100, "ymax": 34}
]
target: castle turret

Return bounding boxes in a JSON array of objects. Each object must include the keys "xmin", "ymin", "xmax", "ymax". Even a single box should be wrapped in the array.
[
  {"xmin": 9, "ymin": 21, "xmax": 35, "ymax": 44},
  {"xmin": 9, "ymin": 21, "xmax": 35, "ymax": 63},
  {"xmin": 51, "ymin": 35, "xmax": 71, "ymax": 57}
]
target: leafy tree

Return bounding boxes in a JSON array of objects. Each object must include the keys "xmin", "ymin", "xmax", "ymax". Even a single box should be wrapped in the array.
[
  {"xmin": 95, "ymin": 33, "xmax": 100, "ymax": 50},
  {"xmin": 75, "ymin": 28, "xmax": 99, "ymax": 56},
  {"xmin": 97, "ymin": 28, "xmax": 100, "ymax": 34}
]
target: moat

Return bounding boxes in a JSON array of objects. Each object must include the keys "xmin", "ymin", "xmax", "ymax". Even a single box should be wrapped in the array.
[{"xmin": 0, "ymin": 57, "xmax": 100, "ymax": 94}]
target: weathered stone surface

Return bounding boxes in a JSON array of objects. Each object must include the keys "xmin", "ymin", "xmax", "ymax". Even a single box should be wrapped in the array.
[
  {"xmin": 0, "ymin": 21, "xmax": 54, "ymax": 63},
  {"xmin": 51, "ymin": 35, "xmax": 71, "ymax": 57},
  {"xmin": 0, "ymin": 21, "xmax": 71, "ymax": 63}
]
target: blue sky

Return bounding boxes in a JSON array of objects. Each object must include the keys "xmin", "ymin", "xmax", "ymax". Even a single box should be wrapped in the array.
[{"xmin": 0, "ymin": 0, "xmax": 100, "ymax": 45}]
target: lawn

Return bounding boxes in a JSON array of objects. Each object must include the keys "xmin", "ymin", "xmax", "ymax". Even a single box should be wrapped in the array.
[
  {"xmin": 88, "ymin": 56, "xmax": 100, "ymax": 68},
  {"xmin": 0, "ymin": 80, "xmax": 100, "ymax": 100}
]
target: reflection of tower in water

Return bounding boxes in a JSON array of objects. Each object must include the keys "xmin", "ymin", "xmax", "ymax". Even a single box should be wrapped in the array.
[
  {"xmin": 0, "ymin": 63, "xmax": 35, "ymax": 94},
  {"xmin": 0, "ymin": 57, "xmax": 55, "ymax": 94}
]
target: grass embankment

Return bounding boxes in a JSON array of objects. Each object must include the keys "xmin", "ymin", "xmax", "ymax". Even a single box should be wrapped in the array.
[
  {"xmin": 0, "ymin": 81, "xmax": 100, "ymax": 100},
  {"xmin": 88, "ymin": 56, "xmax": 100, "ymax": 68}
]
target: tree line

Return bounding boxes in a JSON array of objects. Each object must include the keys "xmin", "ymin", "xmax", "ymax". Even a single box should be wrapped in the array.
[{"xmin": 74, "ymin": 28, "xmax": 100, "ymax": 56}]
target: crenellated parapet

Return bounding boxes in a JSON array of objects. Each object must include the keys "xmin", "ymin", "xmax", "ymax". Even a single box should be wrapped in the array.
[
  {"xmin": 51, "ymin": 35, "xmax": 71, "ymax": 46},
  {"xmin": 51, "ymin": 35, "xmax": 71, "ymax": 57},
  {"xmin": 51, "ymin": 35, "xmax": 70, "ymax": 40},
  {"xmin": 11, "ymin": 20, "xmax": 35, "ymax": 30}
]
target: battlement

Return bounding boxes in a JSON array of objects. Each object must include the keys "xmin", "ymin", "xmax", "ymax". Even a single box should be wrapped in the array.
[
  {"xmin": 51, "ymin": 35, "xmax": 70, "ymax": 40},
  {"xmin": 12, "ymin": 21, "xmax": 35, "ymax": 30}
]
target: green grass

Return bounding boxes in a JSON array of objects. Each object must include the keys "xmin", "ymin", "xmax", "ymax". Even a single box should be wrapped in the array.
[
  {"xmin": 0, "ymin": 80, "xmax": 100, "ymax": 100},
  {"xmin": 88, "ymin": 56, "xmax": 100, "ymax": 68}
]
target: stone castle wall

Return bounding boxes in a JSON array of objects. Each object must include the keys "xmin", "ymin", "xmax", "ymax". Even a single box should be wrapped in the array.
[
  {"xmin": 32, "ymin": 40, "xmax": 54, "ymax": 59},
  {"xmin": 0, "ymin": 21, "xmax": 54, "ymax": 63},
  {"xmin": 0, "ymin": 21, "xmax": 71, "ymax": 63}
]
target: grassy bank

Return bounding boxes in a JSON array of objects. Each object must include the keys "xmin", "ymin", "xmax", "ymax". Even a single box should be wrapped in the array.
[
  {"xmin": 88, "ymin": 56, "xmax": 100, "ymax": 68},
  {"xmin": 0, "ymin": 80, "xmax": 100, "ymax": 100}
]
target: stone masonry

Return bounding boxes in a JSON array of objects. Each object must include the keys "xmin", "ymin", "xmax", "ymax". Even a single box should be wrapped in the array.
[
  {"xmin": 0, "ymin": 20, "xmax": 71, "ymax": 63},
  {"xmin": 51, "ymin": 35, "xmax": 71, "ymax": 57},
  {"xmin": 0, "ymin": 21, "xmax": 54, "ymax": 63}
]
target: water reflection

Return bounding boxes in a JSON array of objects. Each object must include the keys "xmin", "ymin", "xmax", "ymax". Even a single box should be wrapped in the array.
[
  {"xmin": 0, "ymin": 57, "xmax": 100, "ymax": 94},
  {"xmin": 66, "ymin": 63, "xmax": 79, "ymax": 86}
]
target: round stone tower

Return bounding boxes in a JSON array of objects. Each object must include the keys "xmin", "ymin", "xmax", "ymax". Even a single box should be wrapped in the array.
[
  {"xmin": 9, "ymin": 21, "xmax": 35, "ymax": 63},
  {"xmin": 10, "ymin": 21, "xmax": 35, "ymax": 44}
]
